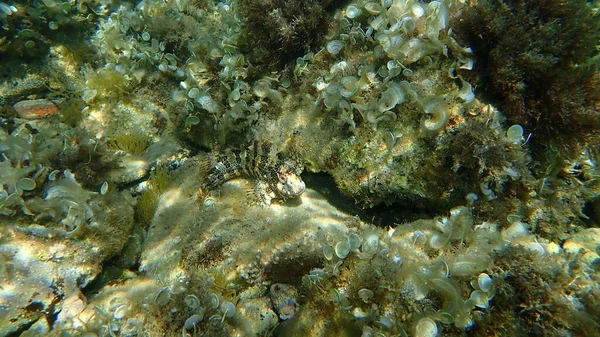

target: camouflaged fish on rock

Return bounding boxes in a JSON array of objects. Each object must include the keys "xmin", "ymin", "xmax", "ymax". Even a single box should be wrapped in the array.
[{"xmin": 200, "ymin": 142, "xmax": 305, "ymax": 205}]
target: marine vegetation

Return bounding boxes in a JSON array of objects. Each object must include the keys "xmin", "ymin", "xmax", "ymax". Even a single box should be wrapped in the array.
[
  {"xmin": 454, "ymin": 0, "xmax": 600, "ymax": 159},
  {"xmin": 239, "ymin": 0, "xmax": 349, "ymax": 69},
  {"xmin": 1, "ymin": 0, "xmax": 600, "ymax": 336}
]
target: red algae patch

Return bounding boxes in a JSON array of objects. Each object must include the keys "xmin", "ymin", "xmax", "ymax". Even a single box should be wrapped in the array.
[{"xmin": 13, "ymin": 99, "xmax": 59, "ymax": 119}]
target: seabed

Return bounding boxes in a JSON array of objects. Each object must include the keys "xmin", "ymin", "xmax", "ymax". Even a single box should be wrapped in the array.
[{"xmin": 1, "ymin": 0, "xmax": 600, "ymax": 336}]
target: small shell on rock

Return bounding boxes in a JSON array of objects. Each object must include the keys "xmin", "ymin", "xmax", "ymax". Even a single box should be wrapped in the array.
[
  {"xmin": 154, "ymin": 287, "xmax": 170, "ymax": 306},
  {"xmin": 326, "ymin": 40, "xmax": 345, "ymax": 55},
  {"xmin": 322, "ymin": 244, "xmax": 334, "ymax": 260},
  {"xmin": 358, "ymin": 288, "xmax": 374, "ymax": 303},
  {"xmin": 13, "ymin": 99, "xmax": 58, "ymax": 119},
  {"xmin": 364, "ymin": 2, "xmax": 382, "ymax": 15},
  {"xmin": 335, "ymin": 240, "xmax": 351, "ymax": 259},
  {"xmin": 184, "ymin": 314, "xmax": 203, "ymax": 330},
  {"xmin": 113, "ymin": 305, "xmax": 128, "ymax": 320},
  {"xmin": 207, "ymin": 314, "xmax": 223, "ymax": 330},
  {"xmin": 184, "ymin": 294, "xmax": 200, "ymax": 309},
  {"xmin": 209, "ymin": 293, "xmax": 220, "ymax": 309},
  {"xmin": 269, "ymin": 283, "xmax": 299, "ymax": 320},
  {"xmin": 99, "ymin": 181, "xmax": 109, "ymax": 195},
  {"xmin": 220, "ymin": 301, "xmax": 236, "ymax": 318}
]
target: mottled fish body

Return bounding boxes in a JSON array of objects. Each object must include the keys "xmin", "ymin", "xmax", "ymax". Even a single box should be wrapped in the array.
[{"xmin": 202, "ymin": 142, "xmax": 305, "ymax": 205}]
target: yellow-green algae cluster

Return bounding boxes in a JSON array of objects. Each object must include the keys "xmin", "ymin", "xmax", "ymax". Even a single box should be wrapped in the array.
[{"xmin": 1, "ymin": 0, "xmax": 600, "ymax": 336}]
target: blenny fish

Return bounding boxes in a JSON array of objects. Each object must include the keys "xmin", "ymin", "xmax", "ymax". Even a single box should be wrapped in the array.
[{"xmin": 200, "ymin": 142, "xmax": 305, "ymax": 205}]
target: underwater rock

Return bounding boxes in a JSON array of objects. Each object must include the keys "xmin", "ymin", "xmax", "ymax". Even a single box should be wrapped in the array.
[
  {"xmin": 108, "ymin": 155, "xmax": 150, "ymax": 185},
  {"xmin": 0, "ymin": 0, "xmax": 599, "ymax": 336},
  {"xmin": 13, "ymin": 98, "xmax": 58, "ymax": 119},
  {"xmin": 563, "ymin": 228, "xmax": 600, "ymax": 268},
  {"xmin": 0, "ymin": 75, "xmax": 47, "ymax": 106},
  {"xmin": 107, "ymin": 138, "xmax": 187, "ymax": 185},
  {"xmin": 269, "ymin": 283, "xmax": 299, "ymax": 320},
  {"xmin": 0, "ymin": 189, "xmax": 134, "ymax": 336},
  {"xmin": 238, "ymin": 297, "xmax": 279, "ymax": 334}
]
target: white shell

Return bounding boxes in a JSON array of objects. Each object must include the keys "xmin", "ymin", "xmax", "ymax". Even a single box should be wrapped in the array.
[
  {"xmin": 220, "ymin": 301, "xmax": 236, "ymax": 318},
  {"xmin": 326, "ymin": 40, "xmax": 345, "ymax": 55},
  {"xmin": 184, "ymin": 314, "xmax": 203, "ymax": 330},
  {"xmin": 348, "ymin": 233, "xmax": 362, "ymax": 250},
  {"xmin": 477, "ymin": 273, "xmax": 493, "ymax": 292},
  {"xmin": 16, "ymin": 178, "xmax": 36, "ymax": 192},
  {"xmin": 209, "ymin": 293, "xmax": 220, "ymax": 309},
  {"xmin": 470, "ymin": 290, "xmax": 490, "ymax": 309},
  {"xmin": 184, "ymin": 295, "xmax": 200, "ymax": 309},
  {"xmin": 378, "ymin": 82, "xmax": 405, "ymax": 112},
  {"xmin": 48, "ymin": 169, "xmax": 61, "ymax": 181},
  {"xmin": 100, "ymin": 181, "xmax": 108, "ymax": 195},
  {"xmin": 506, "ymin": 124, "xmax": 524, "ymax": 144},
  {"xmin": 364, "ymin": 2, "xmax": 382, "ymax": 15},
  {"xmin": 358, "ymin": 288, "xmax": 374, "ymax": 303},
  {"xmin": 346, "ymin": 4, "xmax": 361, "ymax": 18},
  {"xmin": 415, "ymin": 317, "xmax": 438, "ymax": 337},
  {"xmin": 335, "ymin": 240, "xmax": 351, "ymax": 259},
  {"xmin": 322, "ymin": 245, "xmax": 334, "ymax": 260},
  {"xmin": 113, "ymin": 305, "xmax": 128, "ymax": 320},
  {"xmin": 411, "ymin": 4, "xmax": 425, "ymax": 18}
]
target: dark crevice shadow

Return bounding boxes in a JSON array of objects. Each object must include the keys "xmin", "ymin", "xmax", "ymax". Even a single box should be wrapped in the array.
[{"xmin": 301, "ymin": 172, "xmax": 446, "ymax": 227}]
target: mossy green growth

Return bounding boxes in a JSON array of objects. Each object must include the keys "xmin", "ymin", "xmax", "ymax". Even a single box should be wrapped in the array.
[
  {"xmin": 136, "ymin": 188, "xmax": 158, "ymax": 227},
  {"xmin": 148, "ymin": 165, "xmax": 170, "ymax": 195},
  {"xmin": 59, "ymin": 98, "xmax": 86, "ymax": 127},
  {"xmin": 136, "ymin": 166, "xmax": 170, "ymax": 226},
  {"xmin": 454, "ymin": 0, "xmax": 600, "ymax": 159},
  {"xmin": 84, "ymin": 68, "xmax": 132, "ymax": 102},
  {"xmin": 106, "ymin": 133, "xmax": 151, "ymax": 155}
]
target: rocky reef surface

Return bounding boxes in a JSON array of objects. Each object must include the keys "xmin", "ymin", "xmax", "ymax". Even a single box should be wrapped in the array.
[{"xmin": 1, "ymin": 0, "xmax": 600, "ymax": 336}]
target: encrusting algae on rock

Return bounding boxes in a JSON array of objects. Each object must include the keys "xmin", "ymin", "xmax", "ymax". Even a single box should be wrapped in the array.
[{"xmin": 1, "ymin": 0, "xmax": 600, "ymax": 336}]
